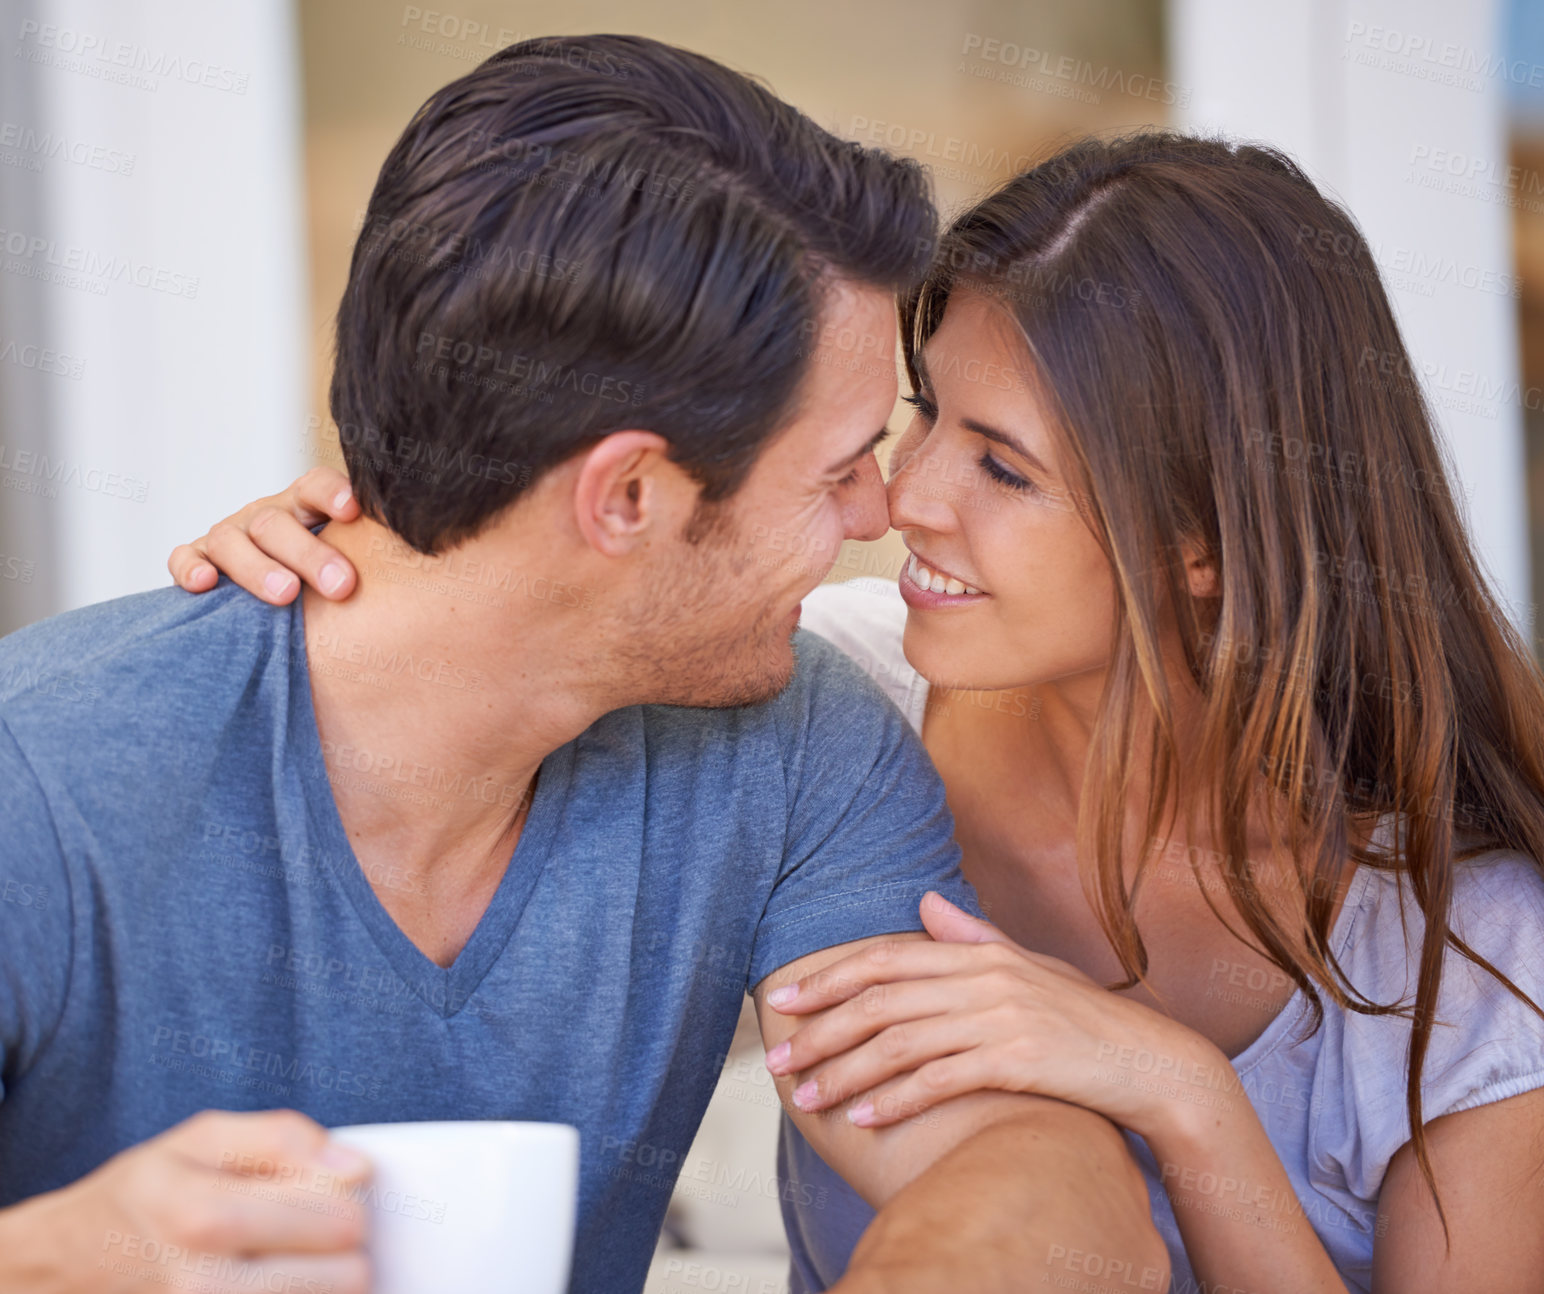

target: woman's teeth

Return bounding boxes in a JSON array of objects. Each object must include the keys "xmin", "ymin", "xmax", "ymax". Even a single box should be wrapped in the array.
[{"xmin": 906, "ymin": 553, "xmax": 980, "ymax": 596}]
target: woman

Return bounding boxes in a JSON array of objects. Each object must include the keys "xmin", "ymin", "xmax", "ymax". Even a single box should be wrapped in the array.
[{"xmin": 171, "ymin": 133, "xmax": 1544, "ymax": 1292}]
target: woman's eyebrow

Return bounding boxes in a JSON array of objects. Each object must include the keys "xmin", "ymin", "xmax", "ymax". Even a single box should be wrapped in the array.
[{"xmin": 914, "ymin": 343, "xmax": 1050, "ymax": 474}]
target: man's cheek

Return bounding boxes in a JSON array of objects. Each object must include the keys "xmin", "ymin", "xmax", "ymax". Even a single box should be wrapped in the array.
[
  {"xmin": 805, "ymin": 525, "xmax": 843, "ymax": 578},
  {"xmin": 778, "ymin": 523, "xmax": 841, "ymax": 582}
]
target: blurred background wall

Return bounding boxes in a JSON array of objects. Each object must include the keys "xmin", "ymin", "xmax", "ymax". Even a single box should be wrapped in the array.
[
  {"xmin": 1177, "ymin": 0, "xmax": 1535, "ymax": 634},
  {"xmin": 0, "ymin": 0, "xmax": 309, "ymax": 631},
  {"xmin": 4, "ymin": 0, "xmax": 1543, "ymax": 644},
  {"xmin": 2, "ymin": 0, "xmax": 1543, "ymax": 1287}
]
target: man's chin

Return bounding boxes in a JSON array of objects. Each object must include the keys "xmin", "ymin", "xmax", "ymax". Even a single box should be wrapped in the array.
[{"xmin": 678, "ymin": 634, "xmax": 798, "ymax": 710}]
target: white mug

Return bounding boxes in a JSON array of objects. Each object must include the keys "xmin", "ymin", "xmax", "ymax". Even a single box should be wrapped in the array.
[{"xmin": 328, "ymin": 1120, "xmax": 580, "ymax": 1294}]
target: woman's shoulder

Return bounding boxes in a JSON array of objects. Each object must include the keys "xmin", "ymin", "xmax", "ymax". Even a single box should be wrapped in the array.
[
  {"xmin": 1305, "ymin": 849, "xmax": 1544, "ymax": 1198},
  {"xmin": 798, "ymin": 577, "xmax": 926, "ymax": 733},
  {"xmin": 1344, "ymin": 849, "xmax": 1544, "ymax": 996}
]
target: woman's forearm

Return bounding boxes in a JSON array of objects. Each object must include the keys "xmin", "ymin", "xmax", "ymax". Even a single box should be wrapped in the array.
[
  {"xmin": 1144, "ymin": 1065, "xmax": 1349, "ymax": 1294},
  {"xmin": 833, "ymin": 1101, "xmax": 1169, "ymax": 1293}
]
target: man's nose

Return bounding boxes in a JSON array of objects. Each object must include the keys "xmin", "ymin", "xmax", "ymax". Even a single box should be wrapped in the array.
[{"xmin": 840, "ymin": 453, "xmax": 891, "ymax": 542}]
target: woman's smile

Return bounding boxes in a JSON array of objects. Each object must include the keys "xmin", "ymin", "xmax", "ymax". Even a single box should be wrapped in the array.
[{"xmin": 898, "ymin": 550, "xmax": 987, "ymax": 608}]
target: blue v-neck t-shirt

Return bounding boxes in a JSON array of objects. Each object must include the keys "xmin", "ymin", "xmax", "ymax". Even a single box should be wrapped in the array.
[{"xmin": 0, "ymin": 582, "xmax": 978, "ymax": 1292}]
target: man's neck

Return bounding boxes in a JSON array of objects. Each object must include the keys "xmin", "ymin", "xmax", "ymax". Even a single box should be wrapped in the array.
[{"xmin": 300, "ymin": 517, "xmax": 609, "ymax": 922}]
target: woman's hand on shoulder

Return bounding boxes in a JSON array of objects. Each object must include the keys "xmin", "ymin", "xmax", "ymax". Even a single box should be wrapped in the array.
[{"xmin": 167, "ymin": 466, "xmax": 360, "ymax": 604}]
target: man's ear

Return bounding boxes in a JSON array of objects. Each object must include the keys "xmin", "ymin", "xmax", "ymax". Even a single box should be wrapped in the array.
[
  {"xmin": 1181, "ymin": 539, "xmax": 1219, "ymax": 599},
  {"xmin": 571, "ymin": 431, "xmax": 680, "ymax": 556}
]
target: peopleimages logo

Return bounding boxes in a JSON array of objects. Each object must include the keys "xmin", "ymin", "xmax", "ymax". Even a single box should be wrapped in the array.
[
  {"xmin": 0, "ymin": 444, "xmax": 149, "ymax": 501},
  {"xmin": 148, "ymin": 1023, "xmax": 386, "ymax": 1099},
  {"xmin": 13, "ymin": 20, "xmax": 250, "ymax": 95},
  {"xmin": 0, "ymin": 338, "xmax": 84, "ymax": 379},
  {"xmin": 0, "ymin": 121, "xmax": 135, "ymax": 175},
  {"xmin": 311, "ymin": 630, "xmax": 485, "ymax": 693},
  {"xmin": 0, "ymin": 227, "xmax": 199, "ymax": 299},
  {"xmin": 849, "ymin": 115, "xmax": 1035, "ymax": 180},
  {"xmin": 414, "ymin": 330, "xmax": 645, "ymax": 406},
  {"xmin": 0, "ymin": 552, "xmax": 35, "ymax": 584},
  {"xmin": 1345, "ymin": 21, "xmax": 1544, "ymax": 92},
  {"xmin": 958, "ymin": 33, "xmax": 1191, "ymax": 106}
]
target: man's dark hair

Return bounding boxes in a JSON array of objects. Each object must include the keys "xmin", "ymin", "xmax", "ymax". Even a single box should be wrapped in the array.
[{"xmin": 330, "ymin": 33, "xmax": 937, "ymax": 554}]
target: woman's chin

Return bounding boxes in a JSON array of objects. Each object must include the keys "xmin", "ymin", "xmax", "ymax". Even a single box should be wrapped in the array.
[{"xmin": 902, "ymin": 617, "xmax": 984, "ymax": 689}]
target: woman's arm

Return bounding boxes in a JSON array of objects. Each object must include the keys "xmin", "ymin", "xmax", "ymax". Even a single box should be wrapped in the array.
[
  {"xmin": 758, "ymin": 933, "xmax": 1170, "ymax": 1293},
  {"xmin": 1371, "ymin": 1087, "xmax": 1544, "ymax": 1291},
  {"xmin": 771, "ymin": 894, "xmax": 1355, "ymax": 1292},
  {"xmin": 1142, "ymin": 1067, "xmax": 1350, "ymax": 1293},
  {"xmin": 167, "ymin": 467, "xmax": 359, "ymax": 603},
  {"xmin": 1166, "ymin": 1082, "xmax": 1544, "ymax": 1293},
  {"xmin": 779, "ymin": 892, "xmax": 1544, "ymax": 1291}
]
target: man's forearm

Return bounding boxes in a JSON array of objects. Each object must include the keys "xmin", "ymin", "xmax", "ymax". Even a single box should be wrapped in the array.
[{"xmin": 835, "ymin": 1101, "xmax": 1169, "ymax": 1294}]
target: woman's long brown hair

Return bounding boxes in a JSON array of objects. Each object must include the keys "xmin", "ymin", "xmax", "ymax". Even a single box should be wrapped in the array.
[{"xmin": 902, "ymin": 131, "xmax": 1544, "ymax": 1240}]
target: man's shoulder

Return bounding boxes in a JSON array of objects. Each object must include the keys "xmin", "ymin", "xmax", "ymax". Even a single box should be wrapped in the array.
[
  {"xmin": 787, "ymin": 621, "xmax": 903, "ymax": 721},
  {"xmin": 747, "ymin": 625, "xmax": 910, "ymax": 742},
  {"xmin": 0, "ymin": 582, "xmax": 283, "ymax": 741}
]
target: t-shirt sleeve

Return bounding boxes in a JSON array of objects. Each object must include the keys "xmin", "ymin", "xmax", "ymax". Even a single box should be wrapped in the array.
[
  {"xmin": 745, "ymin": 632, "xmax": 982, "ymax": 991},
  {"xmin": 1307, "ymin": 854, "xmax": 1544, "ymax": 1203},
  {"xmin": 0, "ymin": 717, "xmax": 74, "ymax": 1101}
]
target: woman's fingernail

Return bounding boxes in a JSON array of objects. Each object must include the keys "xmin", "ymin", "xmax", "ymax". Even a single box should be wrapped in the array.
[
  {"xmin": 767, "ymin": 985, "xmax": 798, "ymax": 1009},
  {"xmin": 792, "ymin": 1080, "xmax": 820, "ymax": 1110},
  {"xmin": 318, "ymin": 1141, "xmax": 371, "ymax": 1176},
  {"xmin": 764, "ymin": 1042, "xmax": 791, "ymax": 1073},
  {"xmin": 847, "ymin": 1102, "xmax": 875, "ymax": 1126},
  {"xmin": 333, "ymin": 489, "xmax": 354, "ymax": 511},
  {"xmin": 320, "ymin": 563, "xmax": 347, "ymax": 595},
  {"xmin": 264, "ymin": 571, "xmax": 296, "ymax": 599}
]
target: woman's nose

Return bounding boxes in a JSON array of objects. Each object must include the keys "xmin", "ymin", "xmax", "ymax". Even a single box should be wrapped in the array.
[{"xmin": 886, "ymin": 438, "xmax": 954, "ymax": 533}]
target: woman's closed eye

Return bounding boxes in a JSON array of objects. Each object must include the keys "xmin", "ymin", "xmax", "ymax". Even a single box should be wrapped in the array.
[
  {"xmin": 979, "ymin": 453, "xmax": 1034, "ymax": 493},
  {"xmin": 903, "ymin": 391, "xmax": 1035, "ymax": 494}
]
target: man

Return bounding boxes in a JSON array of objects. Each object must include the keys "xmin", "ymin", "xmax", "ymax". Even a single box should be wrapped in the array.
[{"xmin": 0, "ymin": 35, "xmax": 1164, "ymax": 1293}]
